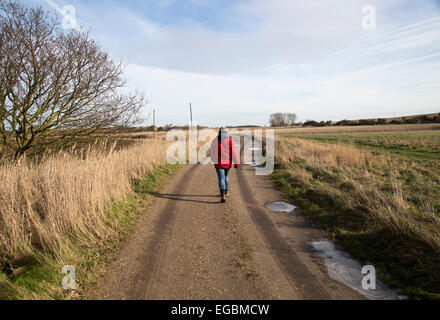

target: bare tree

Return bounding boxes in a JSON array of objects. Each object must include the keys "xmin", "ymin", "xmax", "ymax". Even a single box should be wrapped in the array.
[
  {"xmin": 269, "ymin": 112, "xmax": 296, "ymax": 127},
  {"xmin": 269, "ymin": 113, "xmax": 284, "ymax": 127},
  {"xmin": 285, "ymin": 113, "xmax": 297, "ymax": 126},
  {"xmin": 0, "ymin": 1, "xmax": 145, "ymax": 158}
]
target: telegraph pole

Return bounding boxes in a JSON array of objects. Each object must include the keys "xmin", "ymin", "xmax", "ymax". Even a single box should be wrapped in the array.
[
  {"xmin": 189, "ymin": 102, "xmax": 193, "ymax": 126},
  {"xmin": 153, "ymin": 108, "xmax": 156, "ymax": 139}
]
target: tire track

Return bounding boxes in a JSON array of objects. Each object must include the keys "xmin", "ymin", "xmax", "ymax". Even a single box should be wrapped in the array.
[
  {"xmin": 128, "ymin": 164, "xmax": 198, "ymax": 299},
  {"xmin": 236, "ymin": 165, "xmax": 332, "ymax": 299}
]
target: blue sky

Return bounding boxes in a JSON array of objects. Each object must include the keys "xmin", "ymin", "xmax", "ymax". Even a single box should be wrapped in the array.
[{"xmin": 26, "ymin": 0, "xmax": 440, "ymax": 126}]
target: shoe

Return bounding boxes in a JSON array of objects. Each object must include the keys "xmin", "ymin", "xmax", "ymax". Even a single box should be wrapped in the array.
[
  {"xmin": 220, "ymin": 191, "xmax": 226, "ymax": 203},
  {"xmin": 225, "ymin": 190, "xmax": 230, "ymax": 198}
]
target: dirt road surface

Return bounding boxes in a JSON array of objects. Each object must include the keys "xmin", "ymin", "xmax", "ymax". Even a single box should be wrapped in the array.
[{"xmin": 94, "ymin": 164, "xmax": 364, "ymax": 300}]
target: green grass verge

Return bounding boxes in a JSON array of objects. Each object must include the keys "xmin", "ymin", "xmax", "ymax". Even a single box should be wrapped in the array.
[{"xmin": 0, "ymin": 163, "xmax": 182, "ymax": 300}]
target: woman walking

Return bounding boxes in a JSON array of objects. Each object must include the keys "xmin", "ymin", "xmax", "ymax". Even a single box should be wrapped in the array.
[{"xmin": 210, "ymin": 127, "xmax": 239, "ymax": 203}]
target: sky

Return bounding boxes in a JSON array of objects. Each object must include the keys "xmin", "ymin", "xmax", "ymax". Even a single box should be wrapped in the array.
[{"xmin": 25, "ymin": 0, "xmax": 440, "ymax": 126}]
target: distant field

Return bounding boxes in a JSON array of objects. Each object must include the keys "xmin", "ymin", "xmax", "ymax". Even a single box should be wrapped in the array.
[
  {"xmin": 274, "ymin": 123, "xmax": 440, "ymax": 134},
  {"xmin": 280, "ymin": 130, "xmax": 440, "ymax": 161}
]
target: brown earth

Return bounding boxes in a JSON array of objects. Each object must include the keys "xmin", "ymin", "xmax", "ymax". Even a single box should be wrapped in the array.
[{"xmin": 93, "ymin": 163, "xmax": 364, "ymax": 300}]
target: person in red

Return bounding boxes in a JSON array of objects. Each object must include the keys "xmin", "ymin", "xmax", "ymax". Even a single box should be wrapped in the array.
[{"xmin": 210, "ymin": 127, "xmax": 239, "ymax": 203}]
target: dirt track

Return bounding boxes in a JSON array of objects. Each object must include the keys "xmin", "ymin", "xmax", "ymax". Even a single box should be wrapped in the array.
[{"xmin": 94, "ymin": 164, "xmax": 364, "ymax": 300}]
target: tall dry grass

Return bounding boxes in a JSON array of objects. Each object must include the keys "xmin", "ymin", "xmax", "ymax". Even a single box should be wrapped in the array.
[
  {"xmin": 275, "ymin": 136, "xmax": 440, "ymax": 294},
  {"xmin": 275, "ymin": 137, "xmax": 440, "ymax": 253},
  {"xmin": 276, "ymin": 137, "xmax": 387, "ymax": 169},
  {"xmin": 0, "ymin": 139, "xmax": 169, "ymax": 266}
]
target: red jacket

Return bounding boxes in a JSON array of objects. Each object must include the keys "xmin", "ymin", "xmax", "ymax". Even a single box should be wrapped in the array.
[{"xmin": 210, "ymin": 134, "xmax": 240, "ymax": 169}]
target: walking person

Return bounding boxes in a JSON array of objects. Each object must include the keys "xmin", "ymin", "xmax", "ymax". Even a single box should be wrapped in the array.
[{"xmin": 210, "ymin": 127, "xmax": 239, "ymax": 203}]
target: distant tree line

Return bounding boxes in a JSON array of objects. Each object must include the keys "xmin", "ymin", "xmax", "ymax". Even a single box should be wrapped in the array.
[
  {"xmin": 302, "ymin": 120, "xmax": 332, "ymax": 127},
  {"xmin": 299, "ymin": 113, "xmax": 440, "ymax": 127}
]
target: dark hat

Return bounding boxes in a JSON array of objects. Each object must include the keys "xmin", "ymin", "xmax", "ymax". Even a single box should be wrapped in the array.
[{"xmin": 219, "ymin": 126, "xmax": 228, "ymax": 135}]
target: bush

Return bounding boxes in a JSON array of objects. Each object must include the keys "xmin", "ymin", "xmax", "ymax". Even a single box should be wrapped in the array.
[
  {"xmin": 303, "ymin": 120, "xmax": 319, "ymax": 127},
  {"xmin": 358, "ymin": 119, "xmax": 377, "ymax": 126}
]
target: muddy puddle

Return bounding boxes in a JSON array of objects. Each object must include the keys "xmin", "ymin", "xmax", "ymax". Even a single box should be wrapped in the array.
[
  {"xmin": 266, "ymin": 201, "xmax": 297, "ymax": 213},
  {"xmin": 310, "ymin": 240, "xmax": 406, "ymax": 300}
]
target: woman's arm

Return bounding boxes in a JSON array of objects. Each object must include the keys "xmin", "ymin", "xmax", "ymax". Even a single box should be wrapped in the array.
[
  {"xmin": 210, "ymin": 137, "xmax": 218, "ymax": 164},
  {"xmin": 230, "ymin": 138, "xmax": 240, "ymax": 167}
]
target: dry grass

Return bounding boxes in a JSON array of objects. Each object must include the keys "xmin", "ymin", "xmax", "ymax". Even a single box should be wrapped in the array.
[
  {"xmin": 273, "ymin": 123, "xmax": 440, "ymax": 135},
  {"xmin": 0, "ymin": 139, "xmax": 169, "ymax": 267},
  {"xmin": 103, "ymin": 130, "xmax": 168, "ymax": 141},
  {"xmin": 276, "ymin": 137, "xmax": 388, "ymax": 169},
  {"xmin": 274, "ymin": 136, "xmax": 440, "ymax": 297},
  {"xmin": 276, "ymin": 137, "xmax": 440, "ymax": 249}
]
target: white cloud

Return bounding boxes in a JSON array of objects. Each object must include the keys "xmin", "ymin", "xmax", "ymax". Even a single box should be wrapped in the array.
[{"xmin": 126, "ymin": 52, "xmax": 440, "ymax": 126}]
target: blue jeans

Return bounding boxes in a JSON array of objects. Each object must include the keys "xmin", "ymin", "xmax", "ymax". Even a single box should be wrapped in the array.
[{"xmin": 215, "ymin": 168, "xmax": 230, "ymax": 192}]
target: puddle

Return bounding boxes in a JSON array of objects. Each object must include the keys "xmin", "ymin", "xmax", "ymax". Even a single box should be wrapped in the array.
[
  {"xmin": 246, "ymin": 145, "xmax": 262, "ymax": 166},
  {"xmin": 248, "ymin": 161, "xmax": 264, "ymax": 167},
  {"xmin": 310, "ymin": 240, "xmax": 406, "ymax": 300},
  {"xmin": 265, "ymin": 201, "xmax": 297, "ymax": 213}
]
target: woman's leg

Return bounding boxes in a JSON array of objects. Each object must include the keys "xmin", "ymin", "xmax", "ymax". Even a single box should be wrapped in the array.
[
  {"xmin": 215, "ymin": 168, "xmax": 226, "ymax": 192},
  {"xmin": 224, "ymin": 168, "xmax": 230, "ymax": 191}
]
